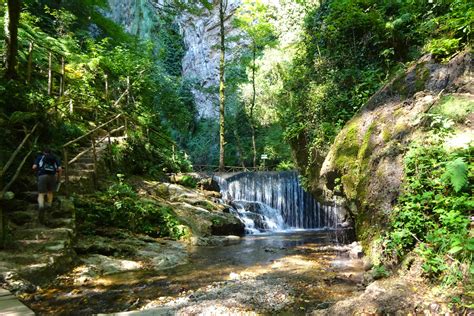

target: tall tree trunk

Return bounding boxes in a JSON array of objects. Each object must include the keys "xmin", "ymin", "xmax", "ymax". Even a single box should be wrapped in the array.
[
  {"xmin": 250, "ymin": 42, "xmax": 257, "ymax": 168},
  {"xmin": 4, "ymin": 0, "xmax": 21, "ymax": 80},
  {"xmin": 218, "ymin": 0, "xmax": 227, "ymax": 172}
]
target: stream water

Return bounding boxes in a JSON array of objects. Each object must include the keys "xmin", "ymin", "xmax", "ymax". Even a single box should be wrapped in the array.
[
  {"xmin": 25, "ymin": 230, "xmax": 363, "ymax": 315},
  {"xmin": 22, "ymin": 172, "xmax": 360, "ymax": 314}
]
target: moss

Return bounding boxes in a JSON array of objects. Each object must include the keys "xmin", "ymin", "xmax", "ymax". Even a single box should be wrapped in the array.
[
  {"xmin": 415, "ymin": 62, "xmax": 430, "ymax": 92},
  {"xmin": 334, "ymin": 122, "xmax": 360, "ymax": 170},
  {"xmin": 392, "ymin": 75, "xmax": 408, "ymax": 97},
  {"xmin": 333, "ymin": 120, "xmax": 376, "ymax": 201},
  {"xmin": 393, "ymin": 122, "xmax": 409, "ymax": 137},
  {"xmin": 382, "ymin": 128, "xmax": 391, "ymax": 143},
  {"xmin": 358, "ymin": 123, "xmax": 375, "ymax": 162},
  {"xmin": 430, "ymin": 95, "xmax": 474, "ymax": 123}
]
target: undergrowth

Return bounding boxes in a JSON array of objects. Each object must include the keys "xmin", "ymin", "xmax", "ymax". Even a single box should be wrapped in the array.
[
  {"xmin": 383, "ymin": 119, "xmax": 473, "ymax": 288},
  {"xmin": 75, "ymin": 177, "xmax": 187, "ymax": 240}
]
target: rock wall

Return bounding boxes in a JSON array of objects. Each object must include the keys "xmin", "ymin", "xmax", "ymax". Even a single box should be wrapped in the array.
[
  {"xmin": 104, "ymin": 0, "xmax": 163, "ymax": 40},
  {"xmin": 317, "ymin": 51, "xmax": 473, "ymax": 252},
  {"xmin": 105, "ymin": 0, "xmax": 243, "ymax": 119},
  {"xmin": 177, "ymin": 0, "xmax": 242, "ymax": 119}
]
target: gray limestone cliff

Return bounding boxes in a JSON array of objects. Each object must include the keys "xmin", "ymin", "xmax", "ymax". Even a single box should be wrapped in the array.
[{"xmin": 105, "ymin": 0, "xmax": 242, "ymax": 119}]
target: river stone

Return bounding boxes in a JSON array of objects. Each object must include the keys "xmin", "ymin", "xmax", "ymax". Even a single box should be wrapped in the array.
[
  {"xmin": 312, "ymin": 280, "xmax": 415, "ymax": 315},
  {"xmin": 81, "ymin": 254, "xmax": 143, "ymax": 275},
  {"xmin": 190, "ymin": 235, "xmax": 241, "ymax": 246}
]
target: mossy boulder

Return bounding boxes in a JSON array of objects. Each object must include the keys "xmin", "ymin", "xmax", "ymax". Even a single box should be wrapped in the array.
[{"xmin": 318, "ymin": 51, "xmax": 473, "ymax": 254}]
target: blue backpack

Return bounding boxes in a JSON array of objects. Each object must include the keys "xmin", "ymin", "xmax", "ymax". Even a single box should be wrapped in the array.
[{"xmin": 39, "ymin": 154, "xmax": 57, "ymax": 174}]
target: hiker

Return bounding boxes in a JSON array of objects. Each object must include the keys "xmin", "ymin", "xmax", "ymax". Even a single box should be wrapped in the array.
[{"xmin": 32, "ymin": 148, "xmax": 62, "ymax": 223}]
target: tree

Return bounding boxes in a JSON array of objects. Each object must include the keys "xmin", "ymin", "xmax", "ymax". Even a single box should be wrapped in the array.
[
  {"xmin": 218, "ymin": 0, "xmax": 227, "ymax": 171},
  {"xmin": 234, "ymin": 0, "xmax": 275, "ymax": 168},
  {"xmin": 4, "ymin": 0, "xmax": 21, "ymax": 79}
]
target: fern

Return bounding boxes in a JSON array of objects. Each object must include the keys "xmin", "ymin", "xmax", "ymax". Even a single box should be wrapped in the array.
[{"xmin": 443, "ymin": 157, "xmax": 468, "ymax": 192}]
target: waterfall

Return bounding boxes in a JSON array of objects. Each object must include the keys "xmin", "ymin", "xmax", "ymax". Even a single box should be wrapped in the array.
[{"xmin": 215, "ymin": 171, "xmax": 342, "ymax": 234}]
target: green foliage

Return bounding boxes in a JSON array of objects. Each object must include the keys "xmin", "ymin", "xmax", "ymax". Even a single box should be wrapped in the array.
[
  {"xmin": 371, "ymin": 265, "xmax": 390, "ymax": 280},
  {"xmin": 1, "ymin": 0, "xmax": 194, "ymax": 187},
  {"xmin": 443, "ymin": 158, "xmax": 469, "ymax": 192},
  {"xmin": 276, "ymin": 160, "xmax": 295, "ymax": 171},
  {"xmin": 178, "ymin": 175, "xmax": 197, "ymax": 188},
  {"xmin": 75, "ymin": 179, "xmax": 187, "ymax": 239},
  {"xmin": 430, "ymin": 95, "xmax": 474, "ymax": 123},
  {"xmin": 384, "ymin": 138, "xmax": 473, "ymax": 284},
  {"xmin": 277, "ymin": 0, "xmax": 472, "ymax": 180},
  {"xmin": 425, "ymin": 38, "xmax": 460, "ymax": 59}
]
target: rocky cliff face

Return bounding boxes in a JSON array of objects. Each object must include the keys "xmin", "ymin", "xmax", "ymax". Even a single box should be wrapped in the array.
[
  {"xmin": 177, "ymin": 0, "xmax": 242, "ymax": 118},
  {"xmin": 317, "ymin": 51, "xmax": 473, "ymax": 251},
  {"xmin": 105, "ymin": 0, "xmax": 243, "ymax": 119},
  {"xmin": 105, "ymin": 0, "xmax": 163, "ymax": 40}
]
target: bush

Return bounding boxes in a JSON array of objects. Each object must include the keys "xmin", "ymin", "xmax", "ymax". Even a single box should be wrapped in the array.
[
  {"xmin": 383, "ymin": 138, "xmax": 472, "ymax": 284},
  {"xmin": 75, "ymin": 179, "xmax": 188, "ymax": 239}
]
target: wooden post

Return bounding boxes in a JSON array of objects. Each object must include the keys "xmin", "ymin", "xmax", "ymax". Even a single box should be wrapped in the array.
[
  {"xmin": 124, "ymin": 117, "xmax": 128, "ymax": 137},
  {"xmin": 107, "ymin": 133, "xmax": 113, "ymax": 169},
  {"xmin": 104, "ymin": 74, "xmax": 109, "ymax": 101},
  {"xmin": 69, "ymin": 99, "xmax": 73, "ymax": 114},
  {"xmin": 63, "ymin": 148, "xmax": 69, "ymax": 196},
  {"xmin": 27, "ymin": 41, "xmax": 34, "ymax": 83},
  {"xmin": 91, "ymin": 135, "xmax": 98, "ymax": 189},
  {"xmin": 48, "ymin": 51, "xmax": 53, "ymax": 95},
  {"xmin": 59, "ymin": 57, "xmax": 65, "ymax": 96},
  {"xmin": 126, "ymin": 76, "xmax": 130, "ymax": 105}
]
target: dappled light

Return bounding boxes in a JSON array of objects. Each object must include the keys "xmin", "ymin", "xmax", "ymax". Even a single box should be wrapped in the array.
[{"xmin": 0, "ymin": 0, "xmax": 471, "ymax": 315}]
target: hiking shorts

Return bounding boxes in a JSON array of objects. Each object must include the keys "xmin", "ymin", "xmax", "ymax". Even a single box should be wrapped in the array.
[{"xmin": 38, "ymin": 174, "xmax": 56, "ymax": 193}]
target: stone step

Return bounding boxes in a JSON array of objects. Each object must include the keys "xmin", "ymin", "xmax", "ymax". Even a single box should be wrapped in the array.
[
  {"xmin": 67, "ymin": 169, "xmax": 96, "ymax": 177},
  {"xmin": 8, "ymin": 210, "xmax": 37, "ymax": 226},
  {"xmin": 14, "ymin": 239, "xmax": 68, "ymax": 253},
  {"xmin": 45, "ymin": 218, "xmax": 74, "ymax": 229},
  {"xmin": 70, "ymin": 162, "xmax": 95, "ymax": 170},
  {"xmin": 72, "ymin": 157, "xmax": 95, "ymax": 164},
  {"xmin": 13, "ymin": 227, "xmax": 73, "ymax": 241}
]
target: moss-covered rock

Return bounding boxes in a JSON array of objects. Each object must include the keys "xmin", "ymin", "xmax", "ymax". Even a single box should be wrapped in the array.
[{"xmin": 317, "ymin": 51, "xmax": 473, "ymax": 255}]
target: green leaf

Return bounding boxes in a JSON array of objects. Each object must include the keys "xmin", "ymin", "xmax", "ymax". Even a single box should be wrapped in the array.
[
  {"xmin": 443, "ymin": 157, "xmax": 468, "ymax": 192},
  {"xmin": 9, "ymin": 111, "xmax": 37, "ymax": 124},
  {"xmin": 447, "ymin": 245, "xmax": 463, "ymax": 254}
]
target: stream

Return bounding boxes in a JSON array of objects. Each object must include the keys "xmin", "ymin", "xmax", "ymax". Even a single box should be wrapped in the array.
[
  {"xmin": 24, "ymin": 230, "xmax": 364, "ymax": 315},
  {"xmin": 22, "ymin": 172, "xmax": 362, "ymax": 315}
]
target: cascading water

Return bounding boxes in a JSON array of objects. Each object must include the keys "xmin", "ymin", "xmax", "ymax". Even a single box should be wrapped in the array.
[{"xmin": 215, "ymin": 171, "xmax": 342, "ymax": 234}]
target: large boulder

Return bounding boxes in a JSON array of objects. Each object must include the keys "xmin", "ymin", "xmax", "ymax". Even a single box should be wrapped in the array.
[{"xmin": 317, "ymin": 51, "xmax": 472, "ymax": 251}]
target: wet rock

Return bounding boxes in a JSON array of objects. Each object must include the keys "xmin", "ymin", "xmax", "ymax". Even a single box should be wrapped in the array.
[
  {"xmin": 201, "ymin": 190, "xmax": 222, "ymax": 199},
  {"xmin": 348, "ymin": 242, "xmax": 364, "ymax": 259},
  {"xmin": 81, "ymin": 254, "xmax": 143, "ymax": 275},
  {"xmin": 362, "ymin": 258, "xmax": 373, "ymax": 271},
  {"xmin": 198, "ymin": 178, "xmax": 221, "ymax": 192},
  {"xmin": 190, "ymin": 235, "xmax": 241, "ymax": 246}
]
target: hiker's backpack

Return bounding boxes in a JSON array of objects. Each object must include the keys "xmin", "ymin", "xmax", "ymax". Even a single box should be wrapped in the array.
[{"xmin": 39, "ymin": 154, "xmax": 57, "ymax": 174}]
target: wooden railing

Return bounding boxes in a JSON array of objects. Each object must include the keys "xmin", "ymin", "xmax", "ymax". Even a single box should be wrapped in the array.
[
  {"xmin": 61, "ymin": 113, "xmax": 126, "ymax": 194},
  {"xmin": 193, "ymin": 165, "xmax": 261, "ymax": 173}
]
